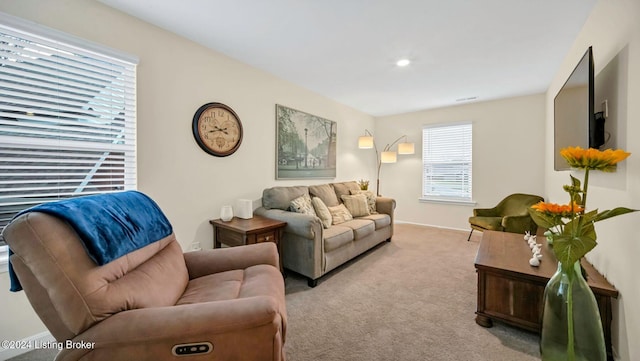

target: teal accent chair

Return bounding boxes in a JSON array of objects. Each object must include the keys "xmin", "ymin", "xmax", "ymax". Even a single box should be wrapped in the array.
[{"xmin": 467, "ymin": 193, "xmax": 544, "ymax": 241}]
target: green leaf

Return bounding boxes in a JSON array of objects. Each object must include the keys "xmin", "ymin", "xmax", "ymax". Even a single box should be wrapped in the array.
[
  {"xmin": 565, "ymin": 174, "xmax": 583, "ymax": 205},
  {"xmin": 528, "ymin": 208, "xmax": 561, "ymax": 229},
  {"xmin": 578, "ymin": 219, "xmax": 597, "ymax": 239},
  {"xmin": 594, "ymin": 207, "xmax": 638, "ymax": 223},
  {"xmin": 570, "ymin": 174, "xmax": 582, "ymax": 189},
  {"xmin": 574, "ymin": 193, "xmax": 583, "ymax": 205},
  {"xmin": 579, "ymin": 209, "xmax": 599, "ymax": 224},
  {"xmin": 552, "ymin": 223, "xmax": 597, "ymax": 266}
]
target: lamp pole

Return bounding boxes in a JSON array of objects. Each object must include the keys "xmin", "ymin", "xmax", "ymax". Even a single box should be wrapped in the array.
[
  {"xmin": 375, "ymin": 135, "xmax": 411, "ymax": 196},
  {"xmin": 359, "ymin": 129, "xmax": 414, "ymax": 196}
]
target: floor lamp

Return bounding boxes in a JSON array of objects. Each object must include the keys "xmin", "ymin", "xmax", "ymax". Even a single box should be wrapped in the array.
[{"xmin": 358, "ymin": 129, "xmax": 415, "ymax": 196}]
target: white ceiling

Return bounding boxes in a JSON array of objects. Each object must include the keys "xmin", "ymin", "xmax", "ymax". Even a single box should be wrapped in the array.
[{"xmin": 98, "ymin": 0, "xmax": 597, "ymax": 116}]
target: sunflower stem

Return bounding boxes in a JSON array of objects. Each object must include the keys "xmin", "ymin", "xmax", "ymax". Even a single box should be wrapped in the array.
[
  {"xmin": 576, "ymin": 168, "xmax": 590, "ymax": 234},
  {"xmin": 582, "ymin": 168, "xmax": 590, "ymax": 212}
]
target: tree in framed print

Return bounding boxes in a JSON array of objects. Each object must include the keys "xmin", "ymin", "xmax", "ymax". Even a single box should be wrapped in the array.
[{"xmin": 276, "ymin": 104, "xmax": 336, "ymax": 179}]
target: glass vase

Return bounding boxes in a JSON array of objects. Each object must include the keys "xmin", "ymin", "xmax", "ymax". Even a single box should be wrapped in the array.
[{"xmin": 540, "ymin": 261, "xmax": 606, "ymax": 361}]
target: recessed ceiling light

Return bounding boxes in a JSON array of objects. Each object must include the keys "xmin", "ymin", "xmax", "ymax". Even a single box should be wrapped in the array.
[{"xmin": 396, "ymin": 59, "xmax": 411, "ymax": 67}]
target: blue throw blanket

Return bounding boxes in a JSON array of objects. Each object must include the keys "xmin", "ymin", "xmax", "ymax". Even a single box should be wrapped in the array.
[{"xmin": 8, "ymin": 191, "xmax": 173, "ymax": 292}]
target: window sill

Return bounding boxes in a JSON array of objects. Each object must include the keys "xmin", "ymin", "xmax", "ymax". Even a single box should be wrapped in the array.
[{"xmin": 419, "ymin": 198, "xmax": 477, "ymax": 206}]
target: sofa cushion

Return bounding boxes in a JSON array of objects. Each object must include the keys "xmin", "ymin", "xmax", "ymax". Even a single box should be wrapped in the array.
[
  {"xmin": 332, "ymin": 181, "xmax": 360, "ymax": 202},
  {"xmin": 311, "ymin": 197, "xmax": 332, "ymax": 229},
  {"xmin": 290, "ymin": 193, "xmax": 316, "ymax": 216},
  {"xmin": 323, "ymin": 225, "xmax": 354, "ymax": 252},
  {"xmin": 340, "ymin": 219, "xmax": 375, "ymax": 239},
  {"xmin": 360, "ymin": 213, "xmax": 391, "ymax": 230},
  {"xmin": 309, "ymin": 184, "xmax": 340, "ymax": 207},
  {"xmin": 341, "ymin": 194, "xmax": 370, "ymax": 217},
  {"xmin": 328, "ymin": 203, "xmax": 353, "ymax": 225},
  {"xmin": 262, "ymin": 186, "xmax": 309, "ymax": 210}
]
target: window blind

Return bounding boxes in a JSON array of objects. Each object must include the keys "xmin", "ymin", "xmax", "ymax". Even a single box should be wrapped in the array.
[
  {"xmin": 422, "ymin": 122, "xmax": 472, "ymax": 202},
  {"xmin": 0, "ymin": 17, "xmax": 138, "ymax": 247}
]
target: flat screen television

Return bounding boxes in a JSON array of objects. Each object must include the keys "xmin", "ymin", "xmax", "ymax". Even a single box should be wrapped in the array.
[{"xmin": 553, "ymin": 46, "xmax": 604, "ymax": 171}]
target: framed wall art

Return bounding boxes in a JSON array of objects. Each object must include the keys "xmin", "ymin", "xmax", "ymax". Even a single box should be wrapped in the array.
[{"xmin": 276, "ymin": 104, "xmax": 336, "ymax": 179}]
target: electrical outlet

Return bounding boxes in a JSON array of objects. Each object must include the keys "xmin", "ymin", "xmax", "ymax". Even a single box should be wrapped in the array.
[
  {"xmin": 191, "ymin": 242, "xmax": 201, "ymax": 251},
  {"xmin": 601, "ymin": 100, "xmax": 608, "ymax": 118}
]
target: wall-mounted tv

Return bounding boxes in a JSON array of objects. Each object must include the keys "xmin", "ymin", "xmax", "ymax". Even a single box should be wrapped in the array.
[{"xmin": 553, "ymin": 46, "xmax": 604, "ymax": 171}]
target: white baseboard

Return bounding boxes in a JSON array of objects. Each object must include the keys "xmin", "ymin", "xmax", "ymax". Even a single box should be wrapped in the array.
[
  {"xmin": 0, "ymin": 331, "xmax": 54, "ymax": 360},
  {"xmin": 394, "ymin": 220, "xmax": 469, "ymax": 232}
]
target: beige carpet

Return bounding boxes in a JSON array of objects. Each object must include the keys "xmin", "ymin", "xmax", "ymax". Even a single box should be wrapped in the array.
[
  {"xmin": 283, "ymin": 223, "xmax": 540, "ymax": 361},
  {"xmin": 8, "ymin": 223, "xmax": 540, "ymax": 361}
]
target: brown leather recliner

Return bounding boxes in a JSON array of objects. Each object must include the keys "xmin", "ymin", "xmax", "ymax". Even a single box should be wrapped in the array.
[{"xmin": 4, "ymin": 207, "xmax": 287, "ymax": 360}]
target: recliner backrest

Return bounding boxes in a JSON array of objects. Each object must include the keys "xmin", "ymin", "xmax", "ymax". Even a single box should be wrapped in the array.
[{"xmin": 5, "ymin": 212, "xmax": 189, "ymax": 341}]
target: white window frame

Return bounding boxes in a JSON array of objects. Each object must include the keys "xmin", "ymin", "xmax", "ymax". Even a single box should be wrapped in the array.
[
  {"xmin": 0, "ymin": 12, "xmax": 138, "ymax": 271},
  {"xmin": 420, "ymin": 121, "xmax": 474, "ymax": 205},
  {"xmin": 0, "ymin": 246, "xmax": 7, "ymax": 270}
]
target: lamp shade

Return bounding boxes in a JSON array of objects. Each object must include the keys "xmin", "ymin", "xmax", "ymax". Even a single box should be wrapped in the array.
[
  {"xmin": 398, "ymin": 142, "xmax": 415, "ymax": 155},
  {"xmin": 381, "ymin": 151, "xmax": 397, "ymax": 163},
  {"xmin": 358, "ymin": 135, "xmax": 374, "ymax": 149}
]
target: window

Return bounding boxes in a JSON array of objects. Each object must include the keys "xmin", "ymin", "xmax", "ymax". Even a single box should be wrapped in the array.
[
  {"xmin": 0, "ymin": 13, "xmax": 138, "ymax": 266},
  {"xmin": 421, "ymin": 122, "xmax": 472, "ymax": 203}
]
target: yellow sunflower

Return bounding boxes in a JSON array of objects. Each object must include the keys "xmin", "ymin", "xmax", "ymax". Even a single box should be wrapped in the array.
[
  {"xmin": 560, "ymin": 146, "xmax": 630, "ymax": 172},
  {"xmin": 528, "ymin": 147, "xmax": 636, "ymax": 267},
  {"xmin": 531, "ymin": 201, "xmax": 584, "ymax": 218}
]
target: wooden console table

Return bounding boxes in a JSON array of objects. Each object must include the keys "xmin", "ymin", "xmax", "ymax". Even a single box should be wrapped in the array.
[{"xmin": 474, "ymin": 230, "xmax": 618, "ymax": 360}]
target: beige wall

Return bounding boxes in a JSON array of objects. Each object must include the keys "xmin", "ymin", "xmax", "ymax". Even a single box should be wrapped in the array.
[
  {"xmin": 375, "ymin": 94, "xmax": 546, "ymax": 230},
  {"xmin": 0, "ymin": 0, "xmax": 376, "ymax": 344},
  {"xmin": 544, "ymin": 0, "xmax": 640, "ymax": 360},
  {"xmin": 2, "ymin": 1, "xmax": 638, "ymax": 360}
]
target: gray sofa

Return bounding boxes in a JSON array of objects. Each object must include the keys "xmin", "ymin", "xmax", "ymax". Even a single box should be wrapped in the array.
[{"xmin": 254, "ymin": 181, "xmax": 396, "ymax": 287}]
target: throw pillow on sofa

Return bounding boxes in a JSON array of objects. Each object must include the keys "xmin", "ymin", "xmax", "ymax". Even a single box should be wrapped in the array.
[
  {"xmin": 311, "ymin": 197, "xmax": 332, "ymax": 229},
  {"xmin": 328, "ymin": 203, "xmax": 353, "ymax": 225},
  {"xmin": 290, "ymin": 193, "xmax": 317, "ymax": 216},
  {"xmin": 262, "ymin": 185, "xmax": 309, "ymax": 210},
  {"xmin": 309, "ymin": 184, "xmax": 340, "ymax": 207},
  {"xmin": 341, "ymin": 194, "xmax": 370, "ymax": 217},
  {"xmin": 332, "ymin": 181, "xmax": 360, "ymax": 201},
  {"xmin": 350, "ymin": 189, "xmax": 377, "ymax": 214}
]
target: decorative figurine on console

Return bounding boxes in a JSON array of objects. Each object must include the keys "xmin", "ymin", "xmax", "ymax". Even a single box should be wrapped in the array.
[{"xmin": 525, "ymin": 232, "xmax": 542, "ymax": 267}]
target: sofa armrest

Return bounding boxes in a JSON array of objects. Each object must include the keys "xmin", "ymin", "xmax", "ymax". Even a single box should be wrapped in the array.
[
  {"xmin": 183, "ymin": 243, "xmax": 279, "ymax": 279},
  {"xmin": 254, "ymin": 207, "xmax": 322, "ymax": 240},
  {"xmin": 375, "ymin": 196, "xmax": 396, "ymax": 216},
  {"xmin": 473, "ymin": 207, "xmax": 498, "ymax": 217},
  {"xmin": 59, "ymin": 296, "xmax": 283, "ymax": 361},
  {"xmin": 255, "ymin": 207, "xmax": 325, "ymax": 280}
]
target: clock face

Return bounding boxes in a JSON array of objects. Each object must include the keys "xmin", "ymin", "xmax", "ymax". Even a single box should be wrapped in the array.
[{"xmin": 192, "ymin": 103, "xmax": 243, "ymax": 157}]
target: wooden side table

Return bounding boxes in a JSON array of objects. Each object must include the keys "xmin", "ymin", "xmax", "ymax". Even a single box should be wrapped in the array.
[{"xmin": 209, "ymin": 215, "xmax": 287, "ymax": 271}]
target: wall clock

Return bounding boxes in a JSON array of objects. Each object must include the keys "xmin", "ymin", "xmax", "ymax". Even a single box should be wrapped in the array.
[{"xmin": 192, "ymin": 102, "xmax": 243, "ymax": 157}]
